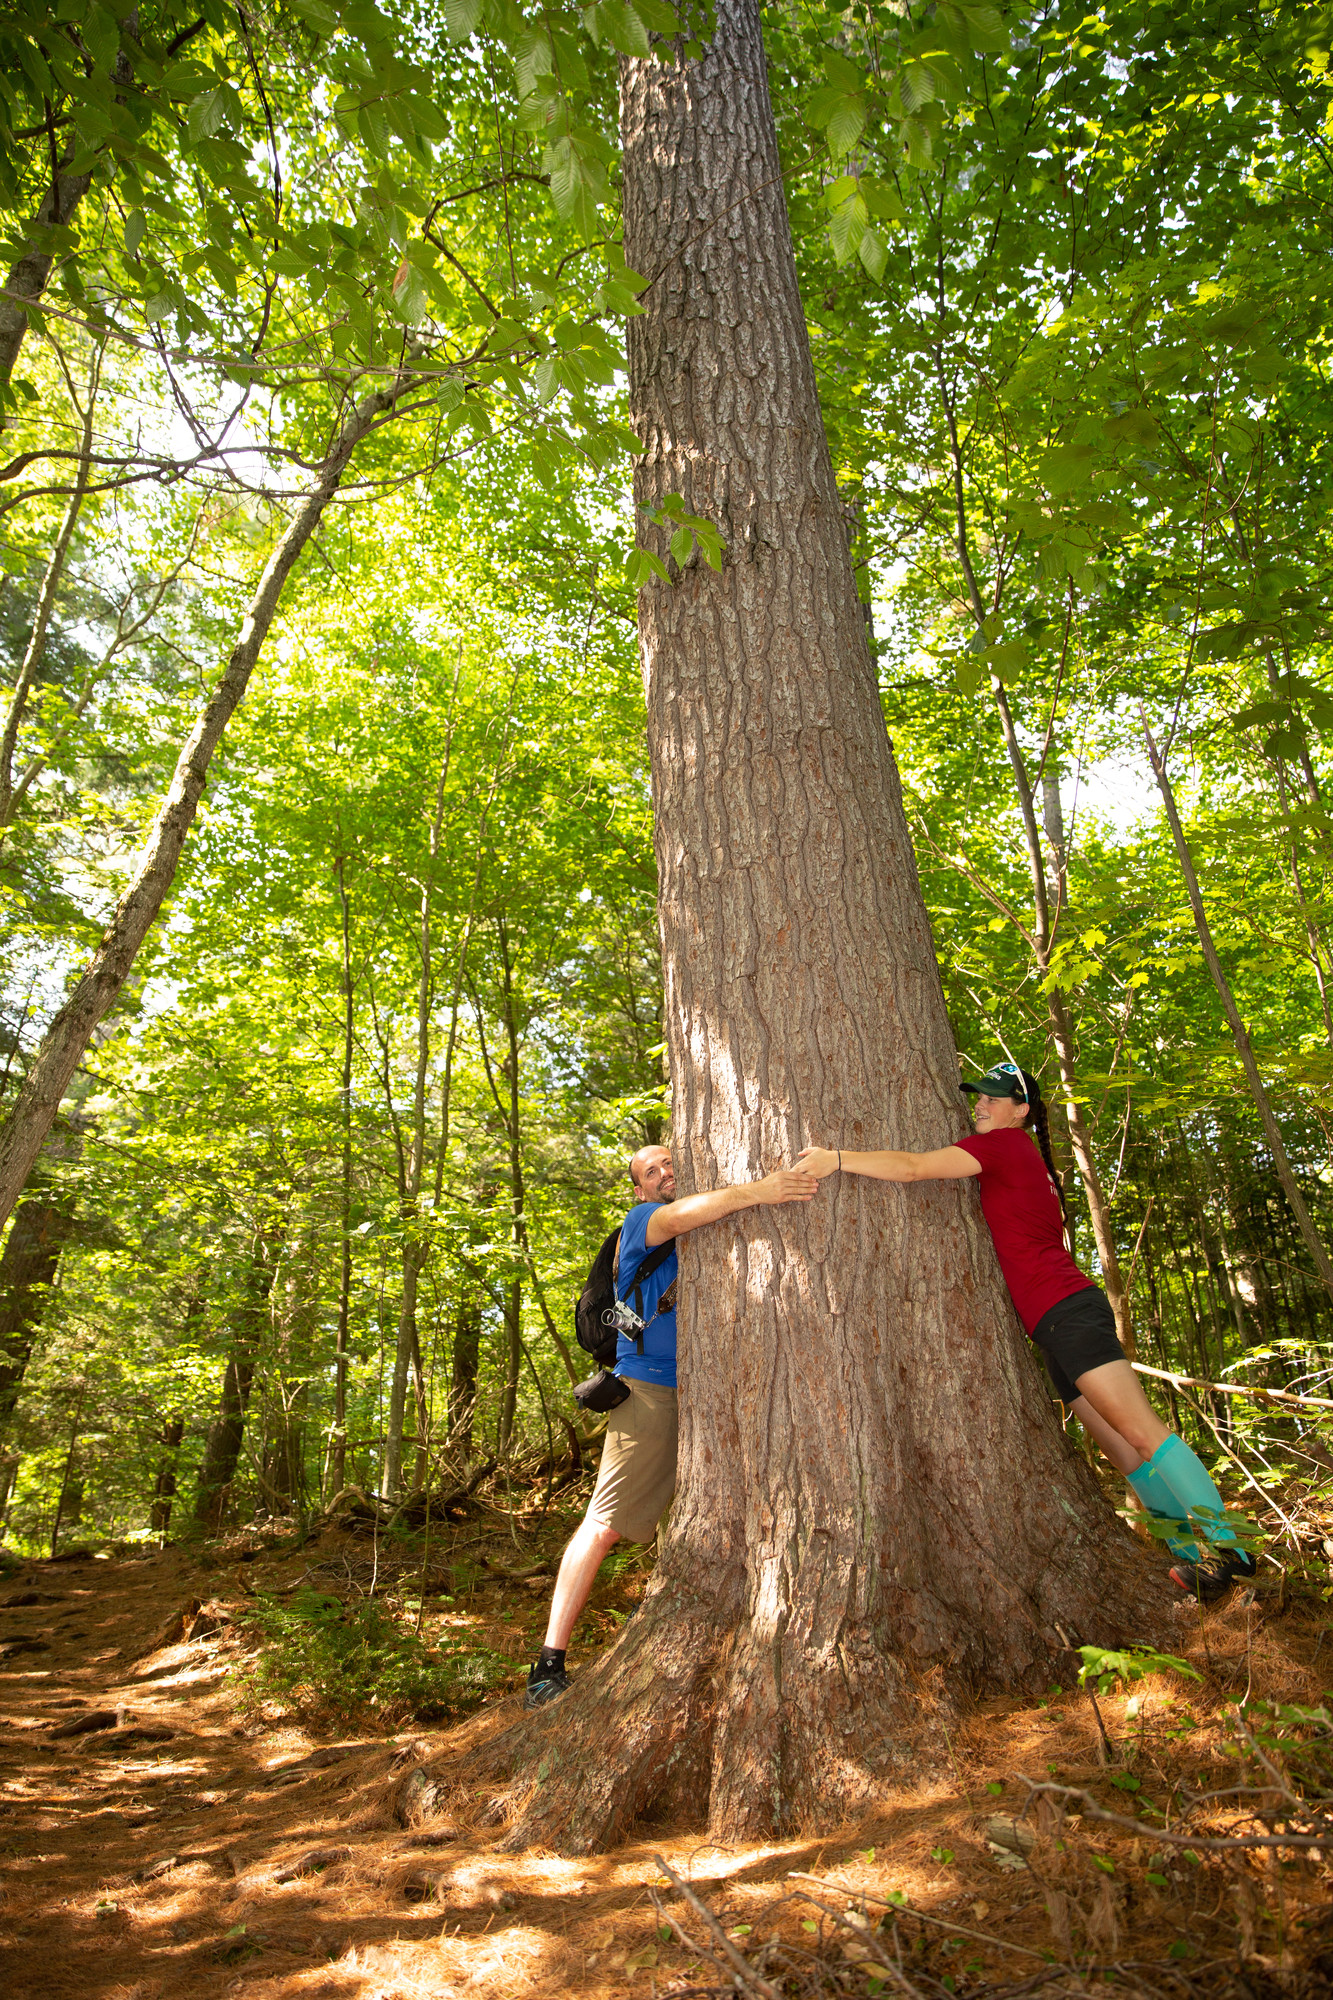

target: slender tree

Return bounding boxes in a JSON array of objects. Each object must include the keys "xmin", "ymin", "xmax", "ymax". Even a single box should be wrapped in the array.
[{"xmin": 0, "ymin": 372, "xmax": 416, "ymax": 1237}]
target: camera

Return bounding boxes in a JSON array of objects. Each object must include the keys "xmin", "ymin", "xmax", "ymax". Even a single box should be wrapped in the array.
[{"xmin": 602, "ymin": 1296, "xmax": 647, "ymax": 1338}]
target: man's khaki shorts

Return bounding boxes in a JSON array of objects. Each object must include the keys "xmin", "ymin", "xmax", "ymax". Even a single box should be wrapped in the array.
[{"xmin": 585, "ymin": 1379, "xmax": 678, "ymax": 1544}]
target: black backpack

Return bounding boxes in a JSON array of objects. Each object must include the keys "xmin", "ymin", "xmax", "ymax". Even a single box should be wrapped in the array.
[{"xmin": 574, "ymin": 1225, "xmax": 673, "ymax": 1369}]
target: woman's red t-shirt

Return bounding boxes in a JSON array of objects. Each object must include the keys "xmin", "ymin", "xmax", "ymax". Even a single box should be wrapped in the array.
[{"xmin": 955, "ymin": 1127, "xmax": 1092, "ymax": 1333}]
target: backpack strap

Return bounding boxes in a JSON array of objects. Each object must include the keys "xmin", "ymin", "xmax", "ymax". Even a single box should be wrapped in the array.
[{"xmin": 619, "ymin": 1241, "xmax": 675, "ymax": 1354}]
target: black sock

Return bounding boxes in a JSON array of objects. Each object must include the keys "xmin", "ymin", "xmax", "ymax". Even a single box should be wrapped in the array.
[{"xmin": 535, "ymin": 1646, "xmax": 566, "ymax": 1674}]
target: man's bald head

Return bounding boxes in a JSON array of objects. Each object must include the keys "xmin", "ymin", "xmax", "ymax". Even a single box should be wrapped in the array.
[{"xmin": 629, "ymin": 1144, "xmax": 675, "ymax": 1202}]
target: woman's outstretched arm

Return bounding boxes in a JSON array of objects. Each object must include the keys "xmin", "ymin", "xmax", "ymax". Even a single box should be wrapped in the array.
[{"xmin": 797, "ymin": 1144, "xmax": 982, "ymax": 1184}]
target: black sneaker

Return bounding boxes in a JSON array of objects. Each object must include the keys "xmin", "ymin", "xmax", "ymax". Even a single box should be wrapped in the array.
[
  {"xmin": 524, "ymin": 1662, "xmax": 571, "ymax": 1710},
  {"xmin": 1169, "ymin": 1552, "xmax": 1237, "ymax": 1604},
  {"xmin": 1225, "ymin": 1547, "xmax": 1258, "ymax": 1582}
]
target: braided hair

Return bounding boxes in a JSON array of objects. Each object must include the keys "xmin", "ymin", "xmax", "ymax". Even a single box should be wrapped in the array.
[{"xmin": 1018, "ymin": 1068, "xmax": 1070, "ymax": 1236}]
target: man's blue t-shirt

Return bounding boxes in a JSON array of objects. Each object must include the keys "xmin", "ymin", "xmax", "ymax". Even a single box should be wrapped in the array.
[{"xmin": 614, "ymin": 1200, "xmax": 678, "ymax": 1387}]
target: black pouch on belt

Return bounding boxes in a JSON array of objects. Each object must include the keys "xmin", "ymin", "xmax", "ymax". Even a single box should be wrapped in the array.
[{"xmin": 572, "ymin": 1368, "xmax": 631, "ymax": 1414}]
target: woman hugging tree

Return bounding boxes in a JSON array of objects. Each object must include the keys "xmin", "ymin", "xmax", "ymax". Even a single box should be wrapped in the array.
[{"xmin": 800, "ymin": 1059, "xmax": 1256, "ymax": 1604}]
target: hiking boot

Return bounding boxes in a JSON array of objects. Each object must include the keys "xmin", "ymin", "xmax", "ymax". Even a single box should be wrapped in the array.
[
  {"xmin": 524, "ymin": 1661, "xmax": 571, "ymax": 1710},
  {"xmin": 1224, "ymin": 1547, "xmax": 1258, "ymax": 1582},
  {"xmin": 1169, "ymin": 1552, "xmax": 1238, "ymax": 1604}
]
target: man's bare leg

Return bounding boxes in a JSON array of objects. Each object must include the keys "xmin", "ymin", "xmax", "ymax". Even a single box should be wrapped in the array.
[{"xmin": 543, "ymin": 1517, "xmax": 621, "ymax": 1651}]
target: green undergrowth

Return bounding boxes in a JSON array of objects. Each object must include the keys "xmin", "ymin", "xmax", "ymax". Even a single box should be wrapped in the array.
[{"xmin": 233, "ymin": 1587, "xmax": 511, "ymax": 1726}]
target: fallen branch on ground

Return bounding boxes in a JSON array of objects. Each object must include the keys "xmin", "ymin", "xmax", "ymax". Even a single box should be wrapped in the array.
[
  {"xmin": 651, "ymin": 1852, "xmax": 784, "ymax": 2000},
  {"xmin": 788, "ymin": 1872, "xmax": 1048, "ymax": 1963},
  {"xmin": 1009, "ymin": 1777, "xmax": 1333, "ymax": 1852}
]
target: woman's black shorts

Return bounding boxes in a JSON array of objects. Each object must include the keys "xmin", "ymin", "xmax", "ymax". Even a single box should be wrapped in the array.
[{"xmin": 1032, "ymin": 1286, "xmax": 1124, "ymax": 1403}]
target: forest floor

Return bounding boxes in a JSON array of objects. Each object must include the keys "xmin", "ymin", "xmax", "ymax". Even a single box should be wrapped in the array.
[{"xmin": 1, "ymin": 1488, "xmax": 1331, "ymax": 2000}]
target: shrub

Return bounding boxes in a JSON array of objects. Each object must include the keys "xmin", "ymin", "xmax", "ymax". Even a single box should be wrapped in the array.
[{"xmin": 234, "ymin": 1588, "xmax": 511, "ymax": 1725}]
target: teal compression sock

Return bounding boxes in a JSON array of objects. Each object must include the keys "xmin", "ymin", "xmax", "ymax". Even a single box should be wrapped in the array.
[
  {"xmin": 1126, "ymin": 1461, "xmax": 1201, "ymax": 1562},
  {"xmin": 1144, "ymin": 1434, "xmax": 1237, "ymax": 1548}
]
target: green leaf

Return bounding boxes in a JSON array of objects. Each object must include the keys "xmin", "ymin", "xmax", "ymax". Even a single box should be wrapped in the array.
[
  {"xmin": 83, "ymin": 4, "xmax": 120, "ymax": 71},
  {"xmin": 1168, "ymin": 1941, "xmax": 1193, "ymax": 1960},
  {"xmin": 825, "ymin": 94, "xmax": 867, "ymax": 159},
  {"xmin": 1092, "ymin": 1855, "xmax": 1116, "ymax": 1874},
  {"xmin": 444, "ymin": 0, "xmax": 483, "ymax": 43},
  {"xmin": 900, "ymin": 116, "xmax": 934, "ymax": 167},
  {"xmin": 186, "ymin": 88, "xmax": 228, "ymax": 143},
  {"xmin": 982, "ymin": 640, "xmax": 1026, "ymax": 684},
  {"xmin": 669, "ymin": 525, "xmax": 692, "ymax": 565},
  {"xmin": 516, "ymin": 28, "xmax": 555, "ymax": 98},
  {"xmin": 858, "ymin": 226, "xmax": 888, "ymax": 282},
  {"xmin": 124, "ymin": 208, "xmax": 145, "ymax": 257},
  {"xmin": 289, "ymin": 0, "xmax": 339, "ymax": 33},
  {"xmin": 636, "ymin": 0, "xmax": 679, "ymax": 31},
  {"xmin": 392, "ymin": 259, "xmax": 428, "ymax": 325},
  {"xmin": 808, "ymin": 82, "xmax": 868, "ymax": 158},
  {"xmin": 861, "ymin": 177, "xmax": 905, "ymax": 223},
  {"xmin": 899, "ymin": 61, "xmax": 937, "ymax": 113},
  {"xmin": 823, "ymin": 50, "xmax": 864, "ymax": 92},
  {"xmin": 600, "ymin": 0, "xmax": 651, "ymax": 57},
  {"xmin": 985, "ymin": 1780, "xmax": 1004, "ymax": 1796},
  {"xmin": 1041, "ymin": 444, "xmax": 1096, "ymax": 493},
  {"xmin": 359, "ymin": 103, "xmax": 390, "ymax": 157},
  {"xmin": 1196, "ymin": 624, "xmax": 1246, "ymax": 662},
  {"xmin": 626, "ymin": 546, "xmax": 671, "ymax": 586},
  {"xmin": 828, "ymin": 197, "xmax": 867, "ymax": 266},
  {"xmin": 143, "ymin": 291, "xmax": 175, "ymax": 323},
  {"xmin": 1147, "ymin": 1872, "xmax": 1169, "ymax": 1888},
  {"xmin": 954, "ymin": 1, "xmax": 1009, "ymax": 52},
  {"xmin": 1103, "ymin": 408, "xmax": 1159, "ymax": 449}
]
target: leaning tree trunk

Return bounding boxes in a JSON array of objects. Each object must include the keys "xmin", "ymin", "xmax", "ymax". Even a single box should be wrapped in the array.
[
  {"xmin": 487, "ymin": 0, "xmax": 1176, "ymax": 1854},
  {"xmin": 0, "ymin": 375, "xmax": 412, "ymax": 1238}
]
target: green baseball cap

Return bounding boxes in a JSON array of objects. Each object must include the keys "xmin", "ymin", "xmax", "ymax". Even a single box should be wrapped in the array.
[{"xmin": 961, "ymin": 1060, "xmax": 1032, "ymax": 1102}]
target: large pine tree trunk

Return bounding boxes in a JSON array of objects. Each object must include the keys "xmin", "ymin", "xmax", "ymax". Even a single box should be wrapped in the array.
[{"xmin": 491, "ymin": 0, "xmax": 1176, "ymax": 1852}]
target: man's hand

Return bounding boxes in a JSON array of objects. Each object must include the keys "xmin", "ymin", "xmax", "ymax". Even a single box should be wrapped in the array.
[{"xmin": 756, "ymin": 1167, "xmax": 819, "ymax": 1204}]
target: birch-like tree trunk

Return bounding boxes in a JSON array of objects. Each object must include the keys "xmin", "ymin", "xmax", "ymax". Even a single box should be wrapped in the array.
[
  {"xmin": 496, "ymin": 0, "xmax": 1174, "ymax": 1851},
  {"xmin": 0, "ymin": 376, "xmax": 408, "ymax": 1237}
]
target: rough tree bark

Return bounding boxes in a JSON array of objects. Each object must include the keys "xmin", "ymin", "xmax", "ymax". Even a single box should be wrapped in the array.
[
  {"xmin": 0, "ymin": 374, "xmax": 413, "ymax": 1237},
  {"xmin": 486, "ymin": 0, "xmax": 1176, "ymax": 1853},
  {"xmin": 0, "ymin": 160, "xmax": 95, "ymax": 404}
]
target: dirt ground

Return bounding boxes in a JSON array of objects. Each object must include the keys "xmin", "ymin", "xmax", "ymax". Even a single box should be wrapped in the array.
[{"xmin": 1, "ymin": 1509, "xmax": 1331, "ymax": 2000}]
